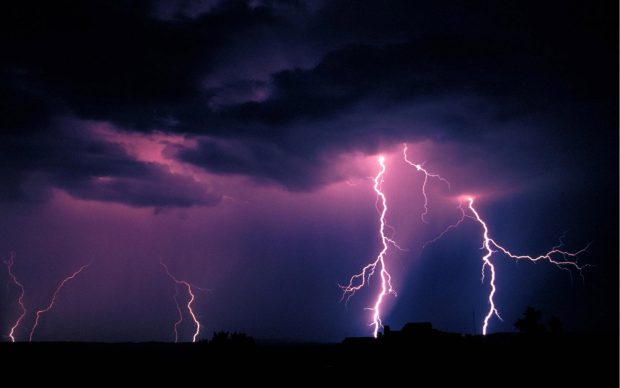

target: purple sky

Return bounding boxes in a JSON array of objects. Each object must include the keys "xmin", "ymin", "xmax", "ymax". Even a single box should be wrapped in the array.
[{"xmin": 1, "ymin": 0, "xmax": 617, "ymax": 342}]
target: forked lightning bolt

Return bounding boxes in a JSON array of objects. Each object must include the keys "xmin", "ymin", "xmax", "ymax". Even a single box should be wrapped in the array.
[
  {"xmin": 29, "ymin": 261, "xmax": 92, "ymax": 341},
  {"xmin": 341, "ymin": 156, "xmax": 397, "ymax": 338},
  {"xmin": 161, "ymin": 261, "xmax": 202, "ymax": 342},
  {"xmin": 465, "ymin": 198, "xmax": 501, "ymax": 334},
  {"xmin": 403, "ymin": 143, "xmax": 450, "ymax": 222},
  {"xmin": 419, "ymin": 194, "xmax": 588, "ymax": 334},
  {"xmin": 464, "ymin": 196, "xmax": 589, "ymax": 334},
  {"xmin": 4, "ymin": 254, "xmax": 26, "ymax": 343},
  {"xmin": 404, "ymin": 145, "xmax": 588, "ymax": 335}
]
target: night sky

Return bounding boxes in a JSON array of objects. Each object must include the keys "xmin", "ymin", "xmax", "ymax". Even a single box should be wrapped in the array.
[{"xmin": 1, "ymin": 0, "xmax": 617, "ymax": 343}]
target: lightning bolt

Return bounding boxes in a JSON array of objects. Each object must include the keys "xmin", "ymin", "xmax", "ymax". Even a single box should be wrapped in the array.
[
  {"xmin": 403, "ymin": 143, "xmax": 450, "ymax": 222},
  {"xmin": 160, "ymin": 260, "xmax": 202, "ymax": 343},
  {"xmin": 464, "ymin": 196, "xmax": 589, "ymax": 334},
  {"xmin": 422, "ymin": 202, "xmax": 467, "ymax": 250},
  {"xmin": 29, "ymin": 261, "xmax": 92, "ymax": 342},
  {"xmin": 170, "ymin": 285, "xmax": 183, "ymax": 343},
  {"xmin": 465, "ymin": 197, "xmax": 501, "ymax": 334},
  {"xmin": 4, "ymin": 254, "xmax": 26, "ymax": 342},
  {"xmin": 341, "ymin": 155, "xmax": 397, "ymax": 338},
  {"xmin": 403, "ymin": 145, "xmax": 588, "ymax": 335}
]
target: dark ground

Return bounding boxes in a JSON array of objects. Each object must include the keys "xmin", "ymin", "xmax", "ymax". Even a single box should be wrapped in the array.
[{"xmin": 2, "ymin": 332, "xmax": 617, "ymax": 384}]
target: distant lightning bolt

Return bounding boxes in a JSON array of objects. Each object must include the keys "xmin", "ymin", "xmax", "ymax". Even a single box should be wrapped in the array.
[
  {"xmin": 422, "ymin": 201, "xmax": 467, "ymax": 250},
  {"xmin": 341, "ymin": 155, "xmax": 396, "ymax": 338},
  {"xmin": 403, "ymin": 143, "xmax": 450, "ymax": 222},
  {"xmin": 170, "ymin": 285, "xmax": 183, "ymax": 343},
  {"xmin": 29, "ymin": 261, "xmax": 92, "ymax": 342},
  {"xmin": 160, "ymin": 261, "xmax": 201, "ymax": 343},
  {"xmin": 4, "ymin": 254, "xmax": 26, "ymax": 342}
]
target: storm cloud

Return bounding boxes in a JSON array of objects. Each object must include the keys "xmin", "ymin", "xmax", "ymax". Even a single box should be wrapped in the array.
[{"xmin": 1, "ymin": 0, "xmax": 616, "ymax": 202}]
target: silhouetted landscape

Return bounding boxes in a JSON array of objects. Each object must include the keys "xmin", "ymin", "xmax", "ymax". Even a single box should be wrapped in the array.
[{"xmin": 2, "ymin": 324, "xmax": 617, "ymax": 384}]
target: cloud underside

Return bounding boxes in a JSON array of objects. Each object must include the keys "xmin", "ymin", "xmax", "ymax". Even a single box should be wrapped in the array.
[{"xmin": 0, "ymin": 0, "xmax": 615, "ymax": 207}]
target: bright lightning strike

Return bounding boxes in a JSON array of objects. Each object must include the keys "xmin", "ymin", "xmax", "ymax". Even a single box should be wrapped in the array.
[
  {"xmin": 463, "ymin": 196, "xmax": 589, "ymax": 334},
  {"xmin": 29, "ymin": 261, "xmax": 92, "ymax": 342},
  {"xmin": 4, "ymin": 254, "xmax": 26, "ymax": 343},
  {"xmin": 341, "ymin": 155, "xmax": 396, "ymax": 338},
  {"xmin": 465, "ymin": 197, "xmax": 501, "ymax": 334},
  {"xmin": 402, "ymin": 145, "xmax": 588, "ymax": 335},
  {"xmin": 160, "ymin": 261, "xmax": 202, "ymax": 343},
  {"xmin": 403, "ymin": 143, "xmax": 450, "ymax": 223},
  {"xmin": 422, "ymin": 194, "xmax": 589, "ymax": 334}
]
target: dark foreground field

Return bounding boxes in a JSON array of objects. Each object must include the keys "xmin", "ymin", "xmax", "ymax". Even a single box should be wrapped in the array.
[{"xmin": 2, "ymin": 332, "xmax": 617, "ymax": 384}]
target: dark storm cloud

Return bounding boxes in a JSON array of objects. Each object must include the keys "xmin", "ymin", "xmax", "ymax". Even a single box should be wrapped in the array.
[
  {"xmin": 0, "ymin": 118, "xmax": 220, "ymax": 207},
  {"xmin": 179, "ymin": 137, "xmax": 344, "ymax": 190},
  {"xmin": 1, "ymin": 0, "xmax": 616, "ymax": 200},
  {"xmin": 214, "ymin": 0, "xmax": 616, "ymax": 129},
  {"xmin": 64, "ymin": 166, "xmax": 220, "ymax": 208},
  {"xmin": 0, "ymin": 0, "xmax": 303, "ymax": 205},
  {"xmin": 0, "ymin": 0, "xmax": 292, "ymax": 128},
  {"xmin": 180, "ymin": 4, "xmax": 616, "ymax": 189}
]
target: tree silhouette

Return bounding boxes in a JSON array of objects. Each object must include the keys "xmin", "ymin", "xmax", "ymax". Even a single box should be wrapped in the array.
[
  {"xmin": 210, "ymin": 331, "xmax": 255, "ymax": 347},
  {"xmin": 514, "ymin": 306, "xmax": 546, "ymax": 333},
  {"xmin": 548, "ymin": 316, "xmax": 563, "ymax": 334}
]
